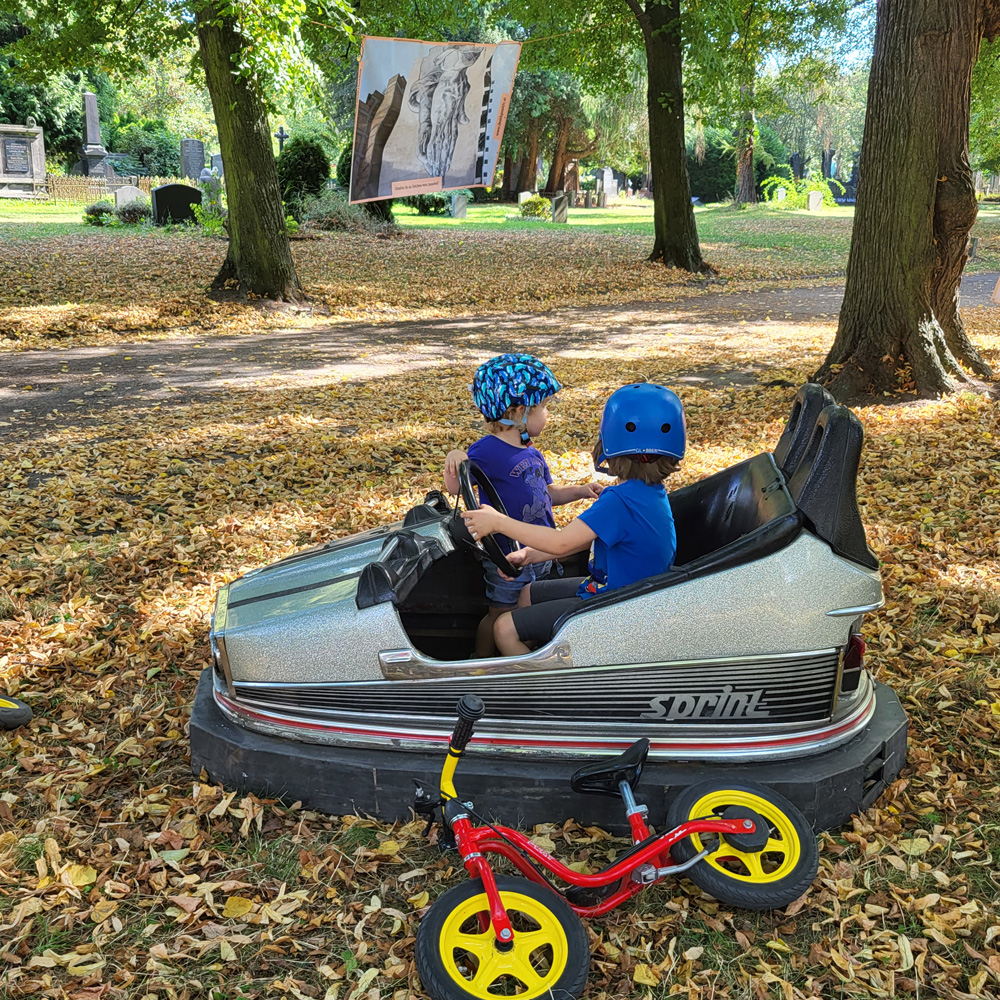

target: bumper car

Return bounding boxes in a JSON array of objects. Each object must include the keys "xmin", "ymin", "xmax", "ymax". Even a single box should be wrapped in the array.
[{"xmin": 190, "ymin": 384, "xmax": 907, "ymax": 831}]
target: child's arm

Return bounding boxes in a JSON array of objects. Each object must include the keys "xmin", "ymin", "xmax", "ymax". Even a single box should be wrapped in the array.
[
  {"xmin": 443, "ymin": 449, "xmax": 468, "ymax": 495},
  {"xmin": 507, "ymin": 546, "xmax": 561, "ymax": 568},
  {"xmin": 462, "ymin": 506, "xmax": 595, "ymax": 559},
  {"xmin": 548, "ymin": 483, "xmax": 603, "ymax": 505}
]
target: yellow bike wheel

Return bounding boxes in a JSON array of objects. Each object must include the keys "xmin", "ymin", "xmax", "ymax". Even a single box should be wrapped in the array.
[
  {"xmin": 0, "ymin": 695, "xmax": 32, "ymax": 730},
  {"xmin": 667, "ymin": 779, "xmax": 818, "ymax": 910},
  {"xmin": 415, "ymin": 876, "xmax": 589, "ymax": 1000}
]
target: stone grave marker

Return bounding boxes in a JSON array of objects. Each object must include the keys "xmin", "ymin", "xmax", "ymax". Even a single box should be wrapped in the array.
[
  {"xmin": 450, "ymin": 192, "xmax": 468, "ymax": 218},
  {"xmin": 551, "ymin": 192, "xmax": 568, "ymax": 223},
  {"xmin": 211, "ymin": 153, "xmax": 224, "ymax": 176},
  {"xmin": 70, "ymin": 92, "xmax": 115, "ymax": 178},
  {"xmin": 0, "ymin": 118, "xmax": 46, "ymax": 198},
  {"xmin": 597, "ymin": 191, "xmax": 607, "ymax": 208},
  {"xmin": 200, "ymin": 168, "xmax": 223, "ymax": 210},
  {"xmin": 181, "ymin": 139, "xmax": 206, "ymax": 181},
  {"xmin": 151, "ymin": 183, "xmax": 201, "ymax": 224},
  {"xmin": 774, "ymin": 187, "xmax": 787, "ymax": 202},
  {"xmin": 584, "ymin": 191, "xmax": 593, "ymax": 208},
  {"xmin": 807, "ymin": 190, "xmax": 823, "ymax": 212},
  {"xmin": 517, "ymin": 191, "xmax": 532, "ymax": 204},
  {"xmin": 114, "ymin": 184, "xmax": 144, "ymax": 207}
]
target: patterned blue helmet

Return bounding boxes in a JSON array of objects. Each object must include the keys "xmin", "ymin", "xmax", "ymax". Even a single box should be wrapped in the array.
[
  {"xmin": 597, "ymin": 383, "xmax": 686, "ymax": 465},
  {"xmin": 472, "ymin": 354, "xmax": 562, "ymax": 421}
]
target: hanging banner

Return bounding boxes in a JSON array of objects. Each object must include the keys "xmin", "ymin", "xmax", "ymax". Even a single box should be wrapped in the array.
[{"xmin": 349, "ymin": 36, "xmax": 521, "ymax": 204}]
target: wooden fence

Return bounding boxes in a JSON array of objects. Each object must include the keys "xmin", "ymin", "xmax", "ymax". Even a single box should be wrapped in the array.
[{"xmin": 45, "ymin": 175, "xmax": 186, "ymax": 203}]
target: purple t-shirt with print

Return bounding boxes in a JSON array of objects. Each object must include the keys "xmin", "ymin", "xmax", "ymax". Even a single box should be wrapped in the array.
[{"xmin": 467, "ymin": 436, "xmax": 555, "ymax": 555}]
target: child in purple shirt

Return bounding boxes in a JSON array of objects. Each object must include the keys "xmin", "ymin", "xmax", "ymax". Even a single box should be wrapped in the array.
[{"xmin": 444, "ymin": 354, "xmax": 602, "ymax": 656}]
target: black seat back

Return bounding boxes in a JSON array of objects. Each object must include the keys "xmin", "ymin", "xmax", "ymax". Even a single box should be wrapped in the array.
[
  {"xmin": 670, "ymin": 453, "xmax": 794, "ymax": 567},
  {"xmin": 773, "ymin": 383, "xmax": 836, "ymax": 478},
  {"xmin": 787, "ymin": 404, "xmax": 878, "ymax": 569}
]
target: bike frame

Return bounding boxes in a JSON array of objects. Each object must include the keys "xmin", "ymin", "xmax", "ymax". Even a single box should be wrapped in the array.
[{"xmin": 449, "ymin": 811, "xmax": 756, "ymax": 927}]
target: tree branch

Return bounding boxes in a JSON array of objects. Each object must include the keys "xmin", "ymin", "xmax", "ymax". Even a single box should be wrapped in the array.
[{"xmin": 622, "ymin": 0, "xmax": 652, "ymax": 41}]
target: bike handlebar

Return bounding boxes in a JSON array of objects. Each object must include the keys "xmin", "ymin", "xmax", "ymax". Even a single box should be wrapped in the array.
[{"xmin": 451, "ymin": 695, "xmax": 486, "ymax": 753}]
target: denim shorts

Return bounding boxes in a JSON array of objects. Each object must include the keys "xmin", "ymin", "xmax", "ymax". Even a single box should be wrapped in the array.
[{"xmin": 483, "ymin": 557, "xmax": 555, "ymax": 608}]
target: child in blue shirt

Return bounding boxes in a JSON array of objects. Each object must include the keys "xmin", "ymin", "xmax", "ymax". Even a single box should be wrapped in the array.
[
  {"xmin": 461, "ymin": 382, "xmax": 685, "ymax": 656},
  {"xmin": 443, "ymin": 354, "xmax": 602, "ymax": 655}
]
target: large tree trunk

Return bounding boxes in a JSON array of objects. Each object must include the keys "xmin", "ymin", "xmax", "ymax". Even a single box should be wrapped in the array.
[
  {"xmin": 631, "ymin": 0, "xmax": 708, "ymax": 271},
  {"xmin": 195, "ymin": 4, "xmax": 302, "ymax": 301},
  {"xmin": 515, "ymin": 128, "xmax": 540, "ymax": 192},
  {"xmin": 545, "ymin": 119, "xmax": 570, "ymax": 193},
  {"xmin": 816, "ymin": 0, "xmax": 998, "ymax": 399},
  {"xmin": 735, "ymin": 108, "xmax": 757, "ymax": 205}
]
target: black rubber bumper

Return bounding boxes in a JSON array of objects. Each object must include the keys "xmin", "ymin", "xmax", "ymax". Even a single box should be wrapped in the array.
[{"xmin": 189, "ymin": 669, "xmax": 907, "ymax": 833}]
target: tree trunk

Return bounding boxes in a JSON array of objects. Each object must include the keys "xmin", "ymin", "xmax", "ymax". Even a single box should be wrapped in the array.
[
  {"xmin": 195, "ymin": 3, "xmax": 302, "ymax": 301},
  {"xmin": 516, "ymin": 129, "xmax": 540, "ymax": 192},
  {"xmin": 502, "ymin": 152, "xmax": 514, "ymax": 198},
  {"xmin": 816, "ymin": 0, "xmax": 998, "ymax": 399},
  {"xmin": 637, "ymin": 0, "xmax": 708, "ymax": 271},
  {"xmin": 735, "ymin": 108, "xmax": 757, "ymax": 205},
  {"xmin": 545, "ymin": 119, "xmax": 570, "ymax": 193}
]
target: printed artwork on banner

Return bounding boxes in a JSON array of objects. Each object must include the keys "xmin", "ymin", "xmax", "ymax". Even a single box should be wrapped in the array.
[{"xmin": 350, "ymin": 36, "xmax": 521, "ymax": 204}]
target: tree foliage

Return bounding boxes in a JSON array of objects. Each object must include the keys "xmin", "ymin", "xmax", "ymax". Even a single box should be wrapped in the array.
[{"xmin": 276, "ymin": 135, "xmax": 331, "ymax": 218}]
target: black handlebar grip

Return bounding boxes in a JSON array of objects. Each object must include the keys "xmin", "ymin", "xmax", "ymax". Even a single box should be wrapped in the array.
[{"xmin": 450, "ymin": 695, "xmax": 486, "ymax": 752}]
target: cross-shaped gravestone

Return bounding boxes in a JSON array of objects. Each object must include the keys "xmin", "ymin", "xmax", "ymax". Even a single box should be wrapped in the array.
[{"xmin": 275, "ymin": 126, "xmax": 289, "ymax": 153}]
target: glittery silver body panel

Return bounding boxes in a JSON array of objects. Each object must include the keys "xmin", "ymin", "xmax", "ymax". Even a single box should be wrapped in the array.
[{"xmin": 210, "ymin": 513, "xmax": 883, "ymax": 760}]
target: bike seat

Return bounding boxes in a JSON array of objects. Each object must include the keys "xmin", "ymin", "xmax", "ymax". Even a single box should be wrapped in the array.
[{"xmin": 570, "ymin": 739, "xmax": 650, "ymax": 798}]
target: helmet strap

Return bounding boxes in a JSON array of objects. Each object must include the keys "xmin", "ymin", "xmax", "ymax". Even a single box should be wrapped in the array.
[{"xmin": 498, "ymin": 408, "xmax": 531, "ymax": 445}]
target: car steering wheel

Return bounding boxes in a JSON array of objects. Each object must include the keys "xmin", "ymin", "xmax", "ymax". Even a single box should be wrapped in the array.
[{"xmin": 457, "ymin": 460, "xmax": 520, "ymax": 579}]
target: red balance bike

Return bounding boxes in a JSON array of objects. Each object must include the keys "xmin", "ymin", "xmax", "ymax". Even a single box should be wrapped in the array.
[{"xmin": 414, "ymin": 696, "xmax": 819, "ymax": 1000}]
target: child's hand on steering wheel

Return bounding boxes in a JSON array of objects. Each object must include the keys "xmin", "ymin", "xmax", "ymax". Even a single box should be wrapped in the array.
[{"xmin": 461, "ymin": 505, "xmax": 506, "ymax": 541}]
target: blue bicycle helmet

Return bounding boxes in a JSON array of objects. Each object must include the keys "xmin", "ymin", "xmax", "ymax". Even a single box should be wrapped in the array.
[
  {"xmin": 472, "ymin": 354, "xmax": 562, "ymax": 422},
  {"xmin": 596, "ymin": 383, "xmax": 686, "ymax": 467}
]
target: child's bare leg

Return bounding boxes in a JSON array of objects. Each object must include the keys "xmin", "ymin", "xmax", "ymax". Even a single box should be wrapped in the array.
[
  {"xmin": 475, "ymin": 605, "xmax": 510, "ymax": 657},
  {"xmin": 494, "ymin": 611, "xmax": 530, "ymax": 656},
  {"xmin": 517, "ymin": 583, "xmax": 533, "ymax": 608}
]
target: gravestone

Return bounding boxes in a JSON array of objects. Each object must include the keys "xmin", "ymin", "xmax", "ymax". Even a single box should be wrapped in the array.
[
  {"xmin": 517, "ymin": 191, "xmax": 532, "ymax": 204},
  {"xmin": 0, "ymin": 119, "xmax": 46, "ymax": 198},
  {"xmin": 151, "ymin": 183, "xmax": 201, "ymax": 224},
  {"xmin": 807, "ymin": 191, "xmax": 823, "ymax": 212},
  {"xmin": 774, "ymin": 187, "xmax": 787, "ymax": 202},
  {"xmin": 450, "ymin": 192, "xmax": 468, "ymax": 219},
  {"xmin": 551, "ymin": 191, "xmax": 568, "ymax": 223},
  {"xmin": 181, "ymin": 139, "xmax": 206, "ymax": 181},
  {"xmin": 584, "ymin": 191, "xmax": 593, "ymax": 208},
  {"xmin": 597, "ymin": 191, "xmax": 607, "ymax": 209},
  {"xmin": 211, "ymin": 153, "xmax": 224, "ymax": 176},
  {"xmin": 567, "ymin": 190, "xmax": 577, "ymax": 208},
  {"xmin": 70, "ymin": 92, "xmax": 115, "ymax": 178},
  {"xmin": 114, "ymin": 184, "xmax": 144, "ymax": 207},
  {"xmin": 200, "ymin": 168, "xmax": 223, "ymax": 210}
]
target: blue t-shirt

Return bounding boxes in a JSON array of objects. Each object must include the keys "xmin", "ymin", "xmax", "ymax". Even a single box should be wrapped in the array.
[
  {"xmin": 467, "ymin": 436, "xmax": 555, "ymax": 554},
  {"xmin": 576, "ymin": 479, "xmax": 676, "ymax": 599}
]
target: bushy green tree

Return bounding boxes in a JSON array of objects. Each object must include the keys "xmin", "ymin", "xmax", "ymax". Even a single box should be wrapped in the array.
[{"xmin": 276, "ymin": 135, "xmax": 330, "ymax": 217}]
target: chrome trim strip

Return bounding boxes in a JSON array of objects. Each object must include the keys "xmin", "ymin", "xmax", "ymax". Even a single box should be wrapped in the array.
[
  {"xmin": 212, "ymin": 588, "xmax": 235, "ymax": 699},
  {"xmin": 826, "ymin": 601, "xmax": 884, "ymax": 617},
  {"xmin": 212, "ymin": 671, "xmax": 876, "ymax": 762},
  {"xmin": 379, "ymin": 640, "xmax": 573, "ymax": 679},
  {"xmin": 378, "ymin": 644, "xmax": 837, "ymax": 683}
]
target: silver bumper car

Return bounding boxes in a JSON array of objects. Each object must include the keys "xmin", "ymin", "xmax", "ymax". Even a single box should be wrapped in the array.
[{"xmin": 190, "ymin": 385, "xmax": 907, "ymax": 830}]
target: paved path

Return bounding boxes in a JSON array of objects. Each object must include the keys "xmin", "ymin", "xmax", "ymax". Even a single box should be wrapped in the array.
[{"xmin": 1, "ymin": 278, "xmax": 996, "ymax": 432}]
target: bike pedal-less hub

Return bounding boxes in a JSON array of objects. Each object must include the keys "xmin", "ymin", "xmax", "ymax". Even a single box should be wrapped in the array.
[{"xmin": 720, "ymin": 806, "xmax": 769, "ymax": 852}]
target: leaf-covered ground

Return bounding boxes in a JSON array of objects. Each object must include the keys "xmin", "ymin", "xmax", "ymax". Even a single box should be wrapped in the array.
[
  {"xmin": 3, "ymin": 201, "xmax": 1000, "ymax": 353},
  {"xmin": 3, "ymin": 204, "xmax": 1000, "ymax": 1000}
]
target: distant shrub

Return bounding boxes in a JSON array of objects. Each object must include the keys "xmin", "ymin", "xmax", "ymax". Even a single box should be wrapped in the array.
[
  {"xmin": 83, "ymin": 200, "xmax": 115, "ymax": 226},
  {"xmin": 519, "ymin": 194, "xmax": 550, "ymax": 219},
  {"xmin": 301, "ymin": 189, "xmax": 401, "ymax": 237},
  {"xmin": 114, "ymin": 197, "xmax": 152, "ymax": 225},
  {"xmin": 761, "ymin": 172, "xmax": 844, "ymax": 210},
  {"xmin": 404, "ymin": 189, "xmax": 473, "ymax": 215},
  {"xmin": 336, "ymin": 145, "xmax": 352, "ymax": 189},
  {"xmin": 192, "ymin": 202, "xmax": 227, "ymax": 237},
  {"xmin": 277, "ymin": 137, "xmax": 330, "ymax": 218}
]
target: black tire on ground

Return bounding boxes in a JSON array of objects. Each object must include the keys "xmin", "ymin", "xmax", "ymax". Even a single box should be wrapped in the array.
[
  {"xmin": 0, "ymin": 695, "xmax": 33, "ymax": 730},
  {"xmin": 666, "ymin": 778, "xmax": 819, "ymax": 911},
  {"xmin": 415, "ymin": 875, "xmax": 590, "ymax": 1000}
]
